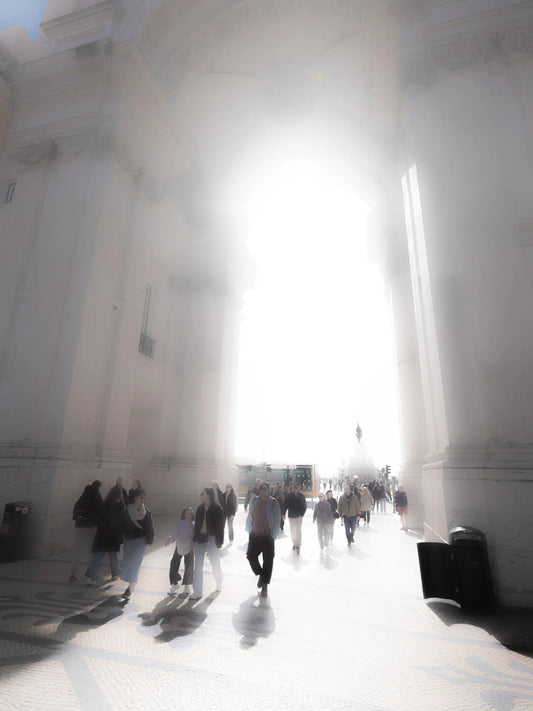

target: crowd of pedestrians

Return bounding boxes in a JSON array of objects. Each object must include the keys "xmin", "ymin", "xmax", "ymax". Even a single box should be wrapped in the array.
[
  {"xmin": 70, "ymin": 477, "xmax": 154, "ymax": 599},
  {"xmin": 69, "ymin": 475, "xmax": 408, "ymax": 601}
]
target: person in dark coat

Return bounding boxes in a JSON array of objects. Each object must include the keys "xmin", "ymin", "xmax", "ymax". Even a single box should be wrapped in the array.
[
  {"xmin": 221, "ymin": 483, "xmax": 237, "ymax": 542},
  {"xmin": 86, "ymin": 485, "xmax": 125, "ymax": 584},
  {"xmin": 115, "ymin": 477, "xmax": 128, "ymax": 505},
  {"xmin": 286, "ymin": 482, "xmax": 307, "ymax": 554},
  {"xmin": 69, "ymin": 480, "xmax": 103, "ymax": 582},
  {"xmin": 120, "ymin": 488, "xmax": 154, "ymax": 599},
  {"xmin": 394, "ymin": 485, "xmax": 409, "ymax": 530},
  {"xmin": 190, "ymin": 487, "xmax": 224, "ymax": 599},
  {"xmin": 127, "ymin": 479, "xmax": 142, "ymax": 505}
]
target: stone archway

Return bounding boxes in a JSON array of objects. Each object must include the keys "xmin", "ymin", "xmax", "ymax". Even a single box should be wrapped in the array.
[{"xmin": 2, "ymin": 0, "xmax": 533, "ymax": 606}]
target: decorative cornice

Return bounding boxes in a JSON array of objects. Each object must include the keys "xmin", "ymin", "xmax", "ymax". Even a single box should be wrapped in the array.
[
  {"xmin": 401, "ymin": 25, "xmax": 533, "ymax": 87},
  {"xmin": 41, "ymin": 0, "xmax": 124, "ymax": 51},
  {"xmin": 9, "ymin": 127, "xmax": 166, "ymax": 202},
  {"xmin": 12, "ymin": 138, "xmax": 56, "ymax": 166}
]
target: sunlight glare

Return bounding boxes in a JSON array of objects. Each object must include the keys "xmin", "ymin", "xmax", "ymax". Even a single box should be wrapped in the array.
[{"xmin": 232, "ymin": 131, "xmax": 401, "ymax": 475}]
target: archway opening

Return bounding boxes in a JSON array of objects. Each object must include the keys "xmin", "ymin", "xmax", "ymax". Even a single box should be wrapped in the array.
[{"xmin": 227, "ymin": 124, "xmax": 401, "ymax": 478}]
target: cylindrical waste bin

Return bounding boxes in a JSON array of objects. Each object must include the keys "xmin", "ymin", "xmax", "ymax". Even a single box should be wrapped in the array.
[
  {"xmin": 449, "ymin": 526, "xmax": 494, "ymax": 609},
  {"xmin": 0, "ymin": 501, "xmax": 33, "ymax": 562}
]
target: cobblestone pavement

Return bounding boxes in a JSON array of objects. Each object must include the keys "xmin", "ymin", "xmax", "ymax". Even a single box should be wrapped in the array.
[{"xmin": 1, "ymin": 508, "xmax": 533, "ymax": 711}]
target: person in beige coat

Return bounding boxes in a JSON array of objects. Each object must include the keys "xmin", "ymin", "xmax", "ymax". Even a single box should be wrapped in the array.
[
  {"xmin": 338, "ymin": 485, "xmax": 361, "ymax": 546},
  {"xmin": 360, "ymin": 486, "xmax": 374, "ymax": 526}
]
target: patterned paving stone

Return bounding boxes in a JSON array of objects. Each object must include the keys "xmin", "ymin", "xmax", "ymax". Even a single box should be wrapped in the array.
[{"xmin": 1, "ymin": 509, "xmax": 533, "ymax": 710}]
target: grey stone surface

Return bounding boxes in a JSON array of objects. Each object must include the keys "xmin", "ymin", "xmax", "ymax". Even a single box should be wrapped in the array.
[{"xmin": 1, "ymin": 508, "xmax": 533, "ymax": 710}]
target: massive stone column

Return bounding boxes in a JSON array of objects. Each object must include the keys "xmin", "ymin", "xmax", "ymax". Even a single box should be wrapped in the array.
[
  {"xmin": 397, "ymin": 1, "xmax": 533, "ymax": 605},
  {"xmin": 146, "ymin": 230, "xmax": 245, "ymax": 514},
  {"xmin": 0, "ymin": 37, "xmax": 183, "ymax": 553},
  {"xmin": 381, "ymin": 184, "xmax": 428, "ymax": 532}
]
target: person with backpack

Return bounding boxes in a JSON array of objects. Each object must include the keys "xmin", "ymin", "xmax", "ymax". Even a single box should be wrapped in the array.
[{"xmin": 69, "ymin": 480, "xmax": 103, "ymax": 583}]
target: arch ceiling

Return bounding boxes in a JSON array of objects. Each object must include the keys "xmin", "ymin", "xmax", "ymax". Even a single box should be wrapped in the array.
[
  {"xmin": 0, "ymin": 0, "xmax": 399, "ymax": 213},
  {"xmin": 121, "ymin": 0, "xmax": 399, "ymax": 209}
]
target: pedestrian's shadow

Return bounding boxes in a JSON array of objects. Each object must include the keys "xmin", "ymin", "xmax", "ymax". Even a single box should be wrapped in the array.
[
  {"xmin": 232, "ymin": 595, "xmax": 275, "ymax": 649},
  {"xmin": 58, "ymin": 594, "xmax": 128, "ymax": 633},
  {"xmin": 347, "ymin": 545, "xmax": 371, "ymax": 560},
  {"xmin": 280, "ymin": 551, "xmax": 310, "ymax": 569},
  {"xmin": 319, "ymin": 551, "xmax": 338, "ymax": 570},
  {"xmin": 139, "ymin": 591, "xmax": 219, "ymax": 643}
]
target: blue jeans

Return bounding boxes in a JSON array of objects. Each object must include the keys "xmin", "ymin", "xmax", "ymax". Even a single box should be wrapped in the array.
[
  {"xmin": 225, "ymin": 516, "xmax": 234, "ymax": 542},
  {"xmin": 87, "ymin": 550, "xmax": 120, "ymax": 580},
  {"xmin": 343, "ymin": 516, "xmax": 357, "ymax": 543},
  {"xmin": 193, "ymin": 536, "xmax": 222, "ymax": 594}
]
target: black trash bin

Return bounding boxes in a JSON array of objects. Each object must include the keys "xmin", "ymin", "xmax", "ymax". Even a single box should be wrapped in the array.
[
  {"xmin": 449, "ymin": 526, "xmax": 495, "ymax": 609},
  {"xmin": 0, "ymin": 501, "xmax": 33, "ymax": 563},
  {"xmin": 417, "ymin": 526, "xmax": 495, "ymax": 609}
]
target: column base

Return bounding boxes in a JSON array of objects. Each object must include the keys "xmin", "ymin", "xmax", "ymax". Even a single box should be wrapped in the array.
[{"xmin": 422, "ymin": 445, "xmax": 533, "ymax": 607}]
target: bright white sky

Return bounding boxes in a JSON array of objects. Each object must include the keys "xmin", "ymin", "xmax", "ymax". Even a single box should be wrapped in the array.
[{"xmin": 230, "ymin": 126, "xmax": 402, "ymax": 476}]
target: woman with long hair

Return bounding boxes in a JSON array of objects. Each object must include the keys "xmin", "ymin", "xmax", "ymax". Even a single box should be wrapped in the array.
[
  {"xmin": 190, "ymin": 487, "xmax": 224, "ymax": 600},
  {"xmin": 120, "ymin": 488, "xmax": 154, "ymax": 599}
]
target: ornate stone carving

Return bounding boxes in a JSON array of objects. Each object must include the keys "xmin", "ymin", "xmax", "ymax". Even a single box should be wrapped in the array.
[
  {"xmin": 55, "ymin": 134, "xmax": 89, "ymax": 160},
  {"xmin": 13, "ymin": 139, "xmax": 56, "ymax": 167}
]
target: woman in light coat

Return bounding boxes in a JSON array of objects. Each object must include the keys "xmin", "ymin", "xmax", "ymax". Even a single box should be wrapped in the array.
[{"xmin": 360, "ymin": 486, "xmax": 374, "ymax": 526}]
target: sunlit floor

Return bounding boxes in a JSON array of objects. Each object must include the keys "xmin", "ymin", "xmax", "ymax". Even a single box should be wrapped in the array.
[{"xmin": 1, "ymin": 508, "xmax": 533, "ymax": 710}]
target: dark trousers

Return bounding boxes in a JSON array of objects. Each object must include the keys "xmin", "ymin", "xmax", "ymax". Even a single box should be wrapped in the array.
[
  {"xmin": 343, "ymin": 516, "xmax": 357, "ymax": 543},
  {"xmin": 246, "ymin": 533, "xmax": 275, "ymax": 585},
  {"xmin": 169, "ymin": 548, "xmax": 194, "ymax": 585},
  {"xmin": 362, "ymin": 510, "xmax": 370, "ymax": 524}
]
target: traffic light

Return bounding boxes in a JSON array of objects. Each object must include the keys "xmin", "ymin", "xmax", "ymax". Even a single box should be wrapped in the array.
[{"xmin": 385, "ymin": 465, "xmax": 391, "ymax": 479}]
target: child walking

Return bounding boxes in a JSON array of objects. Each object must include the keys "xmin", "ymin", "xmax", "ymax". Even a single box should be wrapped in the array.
[{"xmin": 165, "ymin": 507, "xmax": 194, "ymax": 595}]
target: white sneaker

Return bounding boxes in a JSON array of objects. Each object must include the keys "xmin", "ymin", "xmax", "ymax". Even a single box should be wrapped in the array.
[
  {"xmin": 215, "ymin": 584, "xmax": 222, "ymax": 592},
  {"xmin": 167, "ymin": 584, "xmax": 180, "ymax": 595},
  {"xmin": 189, "ymin": 592, "xmax": 202, "ymax": 600}
]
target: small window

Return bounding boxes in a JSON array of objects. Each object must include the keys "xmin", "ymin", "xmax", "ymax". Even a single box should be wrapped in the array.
[
  {"xmin": 141, "ymin": 283, "xmax": 152, "ymax": 335},
  {"xmin": 138, "ymin": 283, "xmax": 156, "ymax": 358},
  {"xmin": 4, "ymin": 180, "xmax": 16, "ymax": 203}
]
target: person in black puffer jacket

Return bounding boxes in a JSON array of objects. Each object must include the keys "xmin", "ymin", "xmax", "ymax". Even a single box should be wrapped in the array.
[
  {"xmin": 69, "ymin": 480, "xmax": 103, "ymax": 583},
  {"xmin": 86, "ymin": 486, "xmax": 125, "ymax": 584}
]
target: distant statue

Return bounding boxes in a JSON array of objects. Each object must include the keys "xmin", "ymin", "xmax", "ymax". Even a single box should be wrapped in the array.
[{"xmin": 355, "ymin": 423, "xmax": 363, "ymax": 443}]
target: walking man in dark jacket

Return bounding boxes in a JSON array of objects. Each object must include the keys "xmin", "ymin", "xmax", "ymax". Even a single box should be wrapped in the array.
[{"xmin": 286, "ymin": 482, "xmax": 307, "ymax": 554}]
